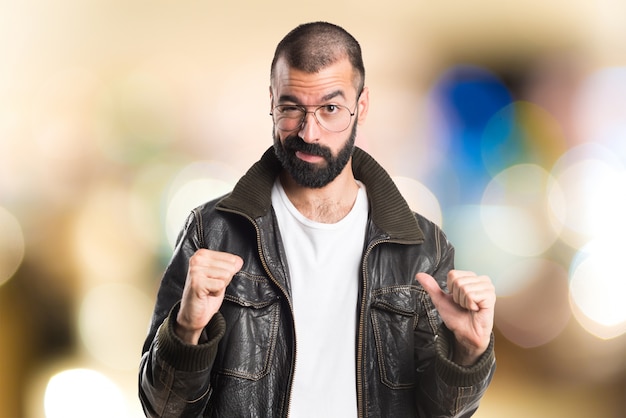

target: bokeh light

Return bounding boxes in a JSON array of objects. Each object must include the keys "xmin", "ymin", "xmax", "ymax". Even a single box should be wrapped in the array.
[
  {"xmin": 573, "ymin": 67, "xmax": 626, "ymax": 149},
  {"xmin": 71, "ymin": 182, "xmax": 154, "ymax": 285},
  {"xmin": 164, "ymin": 161, "xmax": 239, "ymax": 249},
  {"xmin": 44, "ymin": 369, "xmax": 127, "ymax": 418},
  {"xmin": 481, "ymin": 164, "xmax": 561, "ymax": 257},
  {"xmin": 427, "ymin": 65, "xmax": 513, "ymax": 205},
  {"xmin": 0, "ymin": 108, "xmax": 29, "ymax": 199},
  {"xmin": 0, "ymin": 206, "xmax": 25, "ymax": 287},
  {"xmin": 495, "ymin": 258, "xmax": 570, "ymax": 348},
  {"xmin": 94, "ymin": 67, "xmax": 179, "ymax": 165},
  {"xmin": 443, "ymin": 205, "xmax": 525, "ymax": 296},
  {"xmin": 391, "ymin": 176, "xmax": 442, "ymax": 227},
  {"xmin": 549, "ymin": 143, "xmax": 626, "ymax": 249},
  {"xmin": 569, "ymin": 240, "xmax": 626, "ymax": 339},
  {"xmin": 78, "ymin": 283, "xmax": 153, "ymax": 370},
  {"xmin": 481, "ymin": 101, "xmax": 567, "ymax": 176}
]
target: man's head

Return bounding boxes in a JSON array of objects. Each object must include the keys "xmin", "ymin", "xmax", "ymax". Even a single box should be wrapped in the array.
[
  {"xmin": 270, "ymin": 21, "xmax": 365, "ymax": 94},
  {"xmin": 269, "ymin": 22, "xmax": 369, "ymax": 189}
]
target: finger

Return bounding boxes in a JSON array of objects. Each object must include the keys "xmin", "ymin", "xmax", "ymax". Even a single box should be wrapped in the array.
[
  {"xmin": 415, "ymin": 272, "xmax": 446, "ymax": 304},
  {"xmin": 448, "ymin": 271, "xmax": 494, "ymax": 311},
  {"xmin": 447, "ymin": 269, "xmax": 476, "ymax": 288},
  {"xmin": 194, "ymin": 249, "xmax": 243, "ymax": 269},
  {"xmin": 448, "ymin": 271, "xmax": 478, "ymax": 311},
  {"xmin": 208, "ymin": 251, "xmax": 244, "ymax": 272},
  {"xmin": 448, "ymin": 269, "xmax": 475, "ymax": 277},
  {"xmin": 192, "ymin": 250, "xmax": 244, "ymax": 277}
]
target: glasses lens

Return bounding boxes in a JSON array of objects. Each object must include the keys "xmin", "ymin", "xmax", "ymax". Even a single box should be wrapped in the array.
[
  {"xmin": 314, "ymin": 105, "xmax": 351, "ymax": 132},
  {"xmin": 273, "ymin": 106, "xmax": 304, "ymax": 131}
]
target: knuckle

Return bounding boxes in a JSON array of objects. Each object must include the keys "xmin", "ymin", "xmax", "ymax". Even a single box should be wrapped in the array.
[{"xmin": 190, "ymin": 251, "xmax": 208, "ymax": 266}]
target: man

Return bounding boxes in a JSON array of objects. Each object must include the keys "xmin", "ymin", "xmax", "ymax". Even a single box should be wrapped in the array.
[{"xmin": 139, "ymin": 21, "xmax": 496, "ymax": 417}]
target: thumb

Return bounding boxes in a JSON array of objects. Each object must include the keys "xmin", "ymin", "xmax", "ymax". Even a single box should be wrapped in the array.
[
  {"xmin": 415, "ymin": 272, "xmax": 445, "ymax": 302},
  {"xmin": 233, "ymin": 255, "xmax": 244, "ymax": 272}
]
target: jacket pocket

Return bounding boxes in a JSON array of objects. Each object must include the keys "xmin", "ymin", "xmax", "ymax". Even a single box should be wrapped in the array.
[
  {"xmin": 371, "ymin": 285, "xmax": 420, "ymax": 389},
  {"xmin": 216, "ymin": 271, "xmax": 281, "ymax": 381}
]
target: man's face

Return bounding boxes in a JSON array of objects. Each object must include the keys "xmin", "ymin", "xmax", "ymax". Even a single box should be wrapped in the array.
[{"xmin": 270, "ymin": 57, "xmax": 368, "ymax": 189}]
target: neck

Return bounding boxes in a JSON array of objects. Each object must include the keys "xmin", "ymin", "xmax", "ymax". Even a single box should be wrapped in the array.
[{"xmin": 279, "ymin": 167, "xmax": 360, "ymax": 223}]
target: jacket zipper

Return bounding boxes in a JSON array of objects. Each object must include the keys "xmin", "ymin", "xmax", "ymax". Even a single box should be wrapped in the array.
[
  {"xmin": 220, "ymin": 207, "xmax": 418, "ymax": 417},
  {"xmin": 356, "ymin": 237, "xmax": 390, "ymax": 418},
  {"xmin": 218, "ymin": 207, "xmax": 297, "ymax": 417}
]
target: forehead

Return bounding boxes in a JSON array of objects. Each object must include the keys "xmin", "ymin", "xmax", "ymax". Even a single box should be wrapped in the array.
[{"xmin": 272, "ymin": 57, "xmax": 358, "ymax": 103}]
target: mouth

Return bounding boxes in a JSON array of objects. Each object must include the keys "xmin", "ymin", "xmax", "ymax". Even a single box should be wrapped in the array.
[
  {"xmin": 281, "ymin": 135, "xmax": 330, "ymax": 164},
  {"xmin": 295, "ymin": 150, "xmax": 325, "ymax": 164}
]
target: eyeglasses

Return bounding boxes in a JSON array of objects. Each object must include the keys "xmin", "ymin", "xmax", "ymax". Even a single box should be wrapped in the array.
[{"xmin": 270, "ymin": 102, "xmax": 357, "ymax": 133}]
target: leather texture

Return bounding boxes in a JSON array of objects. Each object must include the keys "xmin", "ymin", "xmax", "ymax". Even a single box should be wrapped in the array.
[{"xmin": 139, "ymin": 147, "xmax": 496, "ymax": 417}]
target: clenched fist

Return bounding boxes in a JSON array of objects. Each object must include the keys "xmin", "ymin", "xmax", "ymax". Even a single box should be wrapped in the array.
[
  {"xmin": 175, "ymin": 249, "xmax": 244, "ymax": 344},
  {"xmin": 416, "ymin": 270, "xmax": 495, "ymax": 366}
]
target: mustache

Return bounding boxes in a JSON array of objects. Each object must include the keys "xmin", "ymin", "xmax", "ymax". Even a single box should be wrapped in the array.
[{"xmin": 283, "ymin": 135, "xmax": 332, "ymax": 159}]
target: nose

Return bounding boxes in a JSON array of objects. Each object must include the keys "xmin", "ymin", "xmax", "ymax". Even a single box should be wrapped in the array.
[{"xmin": 298, "ymin": 111, "xmax": 321, "ymax": 143}]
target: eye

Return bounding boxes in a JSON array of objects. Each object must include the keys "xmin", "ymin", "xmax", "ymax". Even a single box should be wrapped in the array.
[
  {"xmin": 277, "ymin": 105, "xmax": 303, "ymax": 116},
  {"xmin": 319, "ymin": 104, "xmax": 339, "ymax": 114}
]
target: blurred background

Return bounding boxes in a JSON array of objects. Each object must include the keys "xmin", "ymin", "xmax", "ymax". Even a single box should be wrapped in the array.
[{"xmin": 1, "ymin": 1, "xmax": 625, "ymax": 417}]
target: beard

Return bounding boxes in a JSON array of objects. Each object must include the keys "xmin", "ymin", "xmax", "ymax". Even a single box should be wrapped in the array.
[{"xmin": 273, "ymin": 121, "xmax": 358, "ymax": 188}]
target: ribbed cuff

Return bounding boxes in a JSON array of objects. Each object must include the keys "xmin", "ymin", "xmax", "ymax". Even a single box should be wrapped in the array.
[
  {"xmin": 435, "ymin": 326, "xmax": 495, "ymax": 387},
  {"xmin": 156, "ymin": 303, "xmax": 226, "ymax": 372}
]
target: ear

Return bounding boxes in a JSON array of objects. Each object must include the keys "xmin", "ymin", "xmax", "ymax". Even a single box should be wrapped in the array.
[
  {"xmin": 269, "ymin": 85, "xmax": 274, "ymax": 113},
  {"xmin": 356, "ymin": 86, "xmax": 370, "ymax": 125}
]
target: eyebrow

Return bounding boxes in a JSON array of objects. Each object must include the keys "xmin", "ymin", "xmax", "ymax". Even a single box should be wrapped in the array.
[{"xmin": 278, "ymin": 90, "xmax": 347, "ymax": 104}]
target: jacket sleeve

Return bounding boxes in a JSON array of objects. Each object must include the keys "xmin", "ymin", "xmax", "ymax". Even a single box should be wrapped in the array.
[
  {"xmin": 138, "ymin": 210, "xmax": 224, "ymax": 417},
  {"xmin": 414, "ymin": 222, "xmax": 496, "ymax": 418},
  {"xmin": 431, "ymin": 326, "xmax": 496, "ymax": 417},
  {"xmin": 139, "ymin": 307, "xmax": 226, "ymax": 417}
]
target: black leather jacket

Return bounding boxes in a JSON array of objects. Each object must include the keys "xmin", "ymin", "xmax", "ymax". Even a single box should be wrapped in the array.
[{"xmin": 139, "ymin": 146, "xmax": 495, "ymax": 417}]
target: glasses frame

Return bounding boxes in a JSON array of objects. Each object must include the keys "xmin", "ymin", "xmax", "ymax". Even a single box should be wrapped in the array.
[{"xmin": 270, "ymin": 100, "xmax": 359, "ymax": 133}]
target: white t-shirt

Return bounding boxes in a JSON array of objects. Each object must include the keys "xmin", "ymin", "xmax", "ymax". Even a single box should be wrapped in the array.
[{"xmin": 271, "ymin": 179, "xmax": 369, "ymax": 418}]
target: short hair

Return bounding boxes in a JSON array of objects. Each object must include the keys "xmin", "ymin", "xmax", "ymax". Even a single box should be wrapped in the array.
[{"xmin": 270, "ymin": 22, "xmax": 365, "ymax": 93}]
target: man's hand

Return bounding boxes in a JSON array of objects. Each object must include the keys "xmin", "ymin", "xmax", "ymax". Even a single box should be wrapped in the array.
[
  {"xmin": 416, "ymin": 270, "xmax": 495, "ymax": 366},
  {"xmin": 176, "ymin": 249, "xmax": 244, "ymax": 345}
]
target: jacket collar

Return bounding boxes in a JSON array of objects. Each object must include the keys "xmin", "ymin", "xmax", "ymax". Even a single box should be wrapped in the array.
[{"xmin": 217, "ymin": 146, "xmax": 424, "ymax": 242}]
